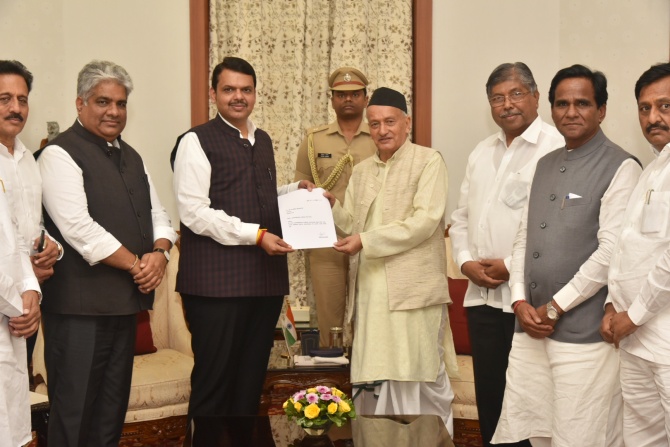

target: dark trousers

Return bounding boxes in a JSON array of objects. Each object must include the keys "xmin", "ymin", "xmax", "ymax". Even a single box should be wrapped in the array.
[
  {"xmin": 182, "ymin": 294, "xmax": 283, "ymax": 419},
  {"xmin": 467, "ymin": 305, "xmax": 531, "ymax": 447},
  {"xmin": 42, "ymin": 312, "xmax": 137, "ymax": 447}
]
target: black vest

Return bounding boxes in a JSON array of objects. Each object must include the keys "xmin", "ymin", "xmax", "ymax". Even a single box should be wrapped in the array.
[
  {"xmin": 40, "ymin": 121, "xmax": 154, "ymax": 315},
  {"xmin": 176, "ymin": 118, "xmax": 289, "ymax": 298}
]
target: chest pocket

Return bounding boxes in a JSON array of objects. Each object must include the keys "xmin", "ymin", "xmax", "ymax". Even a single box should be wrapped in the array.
[
  {"xmin": 499, "ymin": 178, "xmax": 529, "ymax": 209},
  {"xmin": 642, "ymin": 191, "xmax": 670, "ymax": 238}
]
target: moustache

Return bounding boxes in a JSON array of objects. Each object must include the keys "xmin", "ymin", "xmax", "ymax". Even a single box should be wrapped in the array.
[
  {"xmin": 229, "ymin": 101, "xmax": 247, "ymax": 107},
  {"xmin": 647, "ymin": 123, "xmax": 670, "ymax": 134},
  {"xmin": 4, "ymin": 113, "xmax": 23, "ymax": 122},
  {"xmin": 499, "ymin": 112, "xmax": 521, "ymax": 119}
]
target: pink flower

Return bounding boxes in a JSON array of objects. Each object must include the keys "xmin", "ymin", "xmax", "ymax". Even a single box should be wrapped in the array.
[
  {"xmin": 320, "ymin": 393, "xmax": 333, "ymax": 400},
  {"xmin": 293, "ymin": 391, "xmax": 306, "ymax": 401},
  {"xmin": 331, "ymin": 396, "xmax": 341, "ymax": 403},
  {"xmin": 316, "ymin": 386, "xmax": 331, "ymax": 394},
  {"xmin": 306, "ymin": 393, "xmax": 319, "ymax": 404}
]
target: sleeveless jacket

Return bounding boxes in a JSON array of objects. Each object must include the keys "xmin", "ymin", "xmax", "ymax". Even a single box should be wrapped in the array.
[
  {"xmin": 522, "ymin": 130, "xmax": 638, "ymax": 343},
  {"xmin": 342, "ymin": 140, "xmax": 449, "ymax": 324},
  {"xmin": 41, "ymin": 121, "xmax": 154, "ymax": 315},
  {"xmin": 176, "ymin": 118, "xmax": 289, "ymax": 297}
]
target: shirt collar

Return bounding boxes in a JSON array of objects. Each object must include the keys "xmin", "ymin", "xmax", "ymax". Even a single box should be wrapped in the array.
[
  {"xmin": 217, "ymin": 113, "xmax": 257, "ymax": 142},
  {"xmin": 496, "ymin": 115, "xmax": 543, "ymax": 147},
  {"xmin": 0, "ymin": 136, "xmax": 28, "ymax": 160},
  {"xmin": 327, "ymin": 119, "xmax": 370, "ymax": 136},
  {"xmin": 75, "ymin": 118, "xmax": 121, "ymax": 148},
  {"xmin": 373, "ymin": 138, "xmax": 410, "ymax": 164}
]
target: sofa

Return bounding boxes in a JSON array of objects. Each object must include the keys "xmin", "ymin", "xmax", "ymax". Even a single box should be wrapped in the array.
[
  {"xmin": 445, "ymin": 235, "xmax": 478, "ymax": 422},
  {"xmin": 32, "ymin": 246, "xmax": 194, "ymax": 438}
]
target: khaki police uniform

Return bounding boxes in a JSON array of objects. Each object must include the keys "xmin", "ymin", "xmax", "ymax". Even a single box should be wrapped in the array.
[{"xmin": 294, "ymin": 67, "xmax": 376, "ymax": 346}]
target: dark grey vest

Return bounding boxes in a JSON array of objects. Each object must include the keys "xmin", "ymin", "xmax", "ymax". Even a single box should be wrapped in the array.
[
  {"xmin": 520, "ymin": 129, "xmax": 637, "ymax": 343},
  {"xmin": 175, "ymin": 118, "xmax": 289, "ymax": 298},
  {"xmin": 40, "ymin": 121, "xmax": 154, "ymax": 315}
]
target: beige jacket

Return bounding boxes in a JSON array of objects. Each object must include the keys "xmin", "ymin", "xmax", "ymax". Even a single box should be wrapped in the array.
[{"xmin": 333, "ymin": 139, "xmax": 450, "ymax": 324}]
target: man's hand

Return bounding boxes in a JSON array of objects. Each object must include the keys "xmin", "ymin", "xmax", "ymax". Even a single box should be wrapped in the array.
[
  {"xmin": 298, "ymin": 180, "xmax": 316, "ymax": 191},
  {"xmin": 333, "ymin": 234, "xmax": 363, "ymax": 256},
  {"xmin": 133, "ymin": 252, "xmax": 167, "ymax": 294},
  {"xmin": 32, "ymin": 266, "xmax": 55, "ymax": 283},
  {"xmin": 323, "ymin": 191, "xmax": 336, "ymax": 208},
  {"xmin": 9, "ymin": 290, "xmax": 41, "ymax": 338},
  {"xmin": 600, "ymin": 303, "xmax": 617, "ymax": 344},
  {"xmin": 610, "ymin": 311, "xmax": 638, "ymax": 348},
  {"xmin": 32, "ymin": 236, "xmax": 59, "ymax": 269},
  {"xmin": 260, "ymin": 232, "xmax": 294, "ymax": 255},
  {"xmin": 515, "ymin": 301, "xmax": 554, "ymax": 339},
  {"xmin": 536, "ymin": 303, "xmax": 559, "ymax": 327},
  {"xmin": 480, "ymin": 258, "xmax": 510, "ymax": 281},
  {"xmin": 461, "ymin": 261, "xmax": 505, "ymax": 289}
]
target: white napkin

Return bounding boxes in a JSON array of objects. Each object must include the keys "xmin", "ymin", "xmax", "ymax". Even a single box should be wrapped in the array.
[{"xmin": 293, "ymin": 355, "xmax": 350, "ymax": 367}]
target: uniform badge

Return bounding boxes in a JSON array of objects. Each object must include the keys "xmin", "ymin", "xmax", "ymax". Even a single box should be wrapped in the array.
[{"xmin": 343, "ymin": 73, "xmax": 351, "ymax": 82}]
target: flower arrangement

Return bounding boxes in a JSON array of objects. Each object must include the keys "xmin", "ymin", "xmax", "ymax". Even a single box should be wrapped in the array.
[{"xmin": 283, "ymin": 385, "xmax": 356, "ymax": 429}]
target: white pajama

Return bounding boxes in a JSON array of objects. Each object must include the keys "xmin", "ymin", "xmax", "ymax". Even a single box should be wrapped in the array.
[
  {"xmin": 492, "ymin": 332, "xmax": 623, "ymax": 447},
  {"xmin": 620, "ymin": 349, "xmax": 670, "ymax": 447}
]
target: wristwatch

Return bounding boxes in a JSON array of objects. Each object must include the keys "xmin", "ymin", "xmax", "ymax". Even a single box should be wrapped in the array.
[
  {"xmin": 546, "ymin": 301, "xmax": 561, "ymax": 321},
  {"xmin": 153, "ymin": 248, "xmax": 170, "ymax": 263}
]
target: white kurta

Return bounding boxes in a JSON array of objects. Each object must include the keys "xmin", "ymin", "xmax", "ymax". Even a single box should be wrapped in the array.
[{"xmin": 0, "ymin": 173, "xmax": 38, "ymax": 446}]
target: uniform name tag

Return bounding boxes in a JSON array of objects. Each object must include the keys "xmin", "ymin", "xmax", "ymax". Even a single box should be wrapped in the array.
[{"xmin": 317, "ymin": 153, "xmax": 332, "ymax": 158}]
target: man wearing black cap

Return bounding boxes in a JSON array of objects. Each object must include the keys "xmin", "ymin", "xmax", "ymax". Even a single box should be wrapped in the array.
[
  {"xmin": 294, "ymin": 67, "xmax": 376, "ymax": 347},
  {"xmin": 325, "ymin": 87, "xmax": 454, "ymax": 434}
]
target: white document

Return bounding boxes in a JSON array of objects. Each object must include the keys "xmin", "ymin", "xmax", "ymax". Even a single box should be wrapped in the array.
[{"xmin": 278, "ymin": 188, "xmax": 337, "ymax": 249}]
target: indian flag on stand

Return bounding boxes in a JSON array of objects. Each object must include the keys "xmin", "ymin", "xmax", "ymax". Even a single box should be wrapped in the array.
[{"xmin": 282, "ymin": 300, "xmax": 298, "ymax": 347}]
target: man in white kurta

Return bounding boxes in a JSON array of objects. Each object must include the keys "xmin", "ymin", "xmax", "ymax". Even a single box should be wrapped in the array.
[
  {"xmin": 604, "ymin": 62, "xmax": 670, "ymax": 447},
  {"xmin": 327, "ymin": 87, "xmax": 454, "ymax": 434},
  {"xmin": 0, "ymin": 59, "xmax": 43, "ymax": 446},
  {"xmin": 450, "ymin": 62, "xmax": 563, "ymax": 447}
]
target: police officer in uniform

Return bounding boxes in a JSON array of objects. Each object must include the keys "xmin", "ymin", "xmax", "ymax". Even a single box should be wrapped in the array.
[{"xmin": 294, "ymin": 67, "xmax": 376, "ymax": 347}]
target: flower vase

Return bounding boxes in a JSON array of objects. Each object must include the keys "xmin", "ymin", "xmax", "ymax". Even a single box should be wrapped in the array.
[{"xmin": 301, "ymin": 421, "xmax": 332, "ymax": 436}]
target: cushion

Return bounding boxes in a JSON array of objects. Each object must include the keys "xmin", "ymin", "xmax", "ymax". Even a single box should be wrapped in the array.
[
  {"xmin": 126, "ymin": 348, "xmax": 194, "ymax": 422},
  {"xmin": 134, "ymin": 310, "xmax": 157, "ymax": 355},
  {"xmin": 447, "ymin": 277, "xmax": 472, "ymax": 355}
]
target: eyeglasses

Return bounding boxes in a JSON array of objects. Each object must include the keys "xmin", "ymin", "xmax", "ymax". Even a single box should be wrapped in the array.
[{"xmin": 488, "ymin": 91, "xmax": 530, "ymax": 107}]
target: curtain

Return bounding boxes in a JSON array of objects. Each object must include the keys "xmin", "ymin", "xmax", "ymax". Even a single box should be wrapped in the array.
[{"xmin": 210, "ymin": 0, "xmax": 413, "ymax": 309}]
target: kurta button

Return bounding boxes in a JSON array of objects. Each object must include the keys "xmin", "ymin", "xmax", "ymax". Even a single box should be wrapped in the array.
[
  {"xmin": 261, "ymin": 204, "xmax": 265, "ymax": 209},
  {"xmin": 137, "ymin": 212, "xmax": 141, "ymax": 217},
  {"xmin": 533, "ymin": 252, "xmax": 540, "ymax": 258},
  {"xmin": 243, "ymin": 143, "xmax": 249, "ymax": 148},
  {"xmin": 257, "ymin": 183, "xmax": 261, "ymax": 189},
  {"xmin": 540, "ymin": 222, "xmax": 547, "ymax": 229},
  {"xmin": 531, "ymin": 282, "xmax": 537, "ymax": 289},
  {"xmin": 142, "ymin": 233, "xmax": 147, "ymax": 239},
  {"xmin": 129, "ymin": 188, "xmax": 134, "ymax": 195},
  {"xmin": 559, "ymin": 166, "xmax": 566, "ymax": 173},
  {"xmin": 550, "ymin": 194, "xmax": 556, "ymax": 201}
]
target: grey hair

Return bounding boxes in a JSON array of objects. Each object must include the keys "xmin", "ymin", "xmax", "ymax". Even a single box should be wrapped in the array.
[
  {"xmin": 77, "ymin": 60, "xmax": 133, "ymax": 102},
  {"xmin": 486, "ymin": 62, "xmax": 537, "ymax": 96}
]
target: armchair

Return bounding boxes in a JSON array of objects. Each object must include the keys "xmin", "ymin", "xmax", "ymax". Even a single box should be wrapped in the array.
[{"xmin": 32, "ymin": 246, "xmax": 194, "ymax": 440}]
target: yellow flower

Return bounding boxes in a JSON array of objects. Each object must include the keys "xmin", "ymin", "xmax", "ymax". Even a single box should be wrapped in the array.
[
  {"xmin": 327, "ymin": 402, "xmax": 338, "ymax": 414},
  {"xmin": 304, "ymin": 403, "xmax": 321, "ymax": 419},
  {"xmin": 331, "ymin": 388, "xmax": 344, "ymax": 398},
  {"xmin": 283, "ymin": 399, "xmax": 290, "ymax": 409},
  {"xmin": 294, "ymin": 402, "xmax": 303, "ymax": 412},
  {"xmin": 307, "ymin": 388, "xmax": 317, "ymax": 394},
  {"xmin": 338, "ymin": 400, "xmax": 351, "ymax": 413}
]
